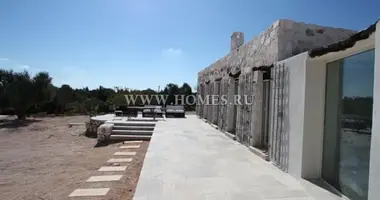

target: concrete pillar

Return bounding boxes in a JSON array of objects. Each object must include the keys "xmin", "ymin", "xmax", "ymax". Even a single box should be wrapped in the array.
[
  {"xmin": 203, "ymin": 83, "xmax": 209, "ymax": 119},
  {"xmin": 207, "ymin": 82, "xmax": 214, "ymax": 122},
  {"xmin": 227, "ymin": 78, "xmax": 236, "ymax": 133},
  {"xmin": 280, "ymin": 52, "xmax": 326, "ymax": 179},
  {"xmin": 300, "ymin": 58, "xmax": 326, "ymax": 179},
  {"xmin": 235, "ymin": 76, "xmax": 244, "ymax": 141},
  {"xmin": 196, "ymin": 84, "xmax": 201, "ymax": 116},
  {"xmin": 251, "ymin": 71, "xmax": 264, "ymax": 147},
  {"xmin": 285, "ymin": 53, "xmax": 308, "ymax": 178},
  {"xmin": 198, "ymin": 84, "xmax": 203, "ymax": 118},
  {"xmin": 368, "ymin": 22, "xmax": 380, "ymax": 200},
  {"xmin": 212, "ymin": 81, "xmax": 220, "ymax": 125},
  {"xmin": 219, "ymin": 77, "xmax": 229, "ymax": 131}
]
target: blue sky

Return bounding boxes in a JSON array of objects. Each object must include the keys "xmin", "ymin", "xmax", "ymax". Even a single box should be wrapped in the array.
[{"xmin": 0, "ymin": 0, "xmax": 378, "ymax": 90}]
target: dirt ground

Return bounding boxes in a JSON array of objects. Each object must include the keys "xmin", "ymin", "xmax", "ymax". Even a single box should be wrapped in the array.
[{"xmin": 0, "ymin": 116, "xmax": 149, "ymax": 200}]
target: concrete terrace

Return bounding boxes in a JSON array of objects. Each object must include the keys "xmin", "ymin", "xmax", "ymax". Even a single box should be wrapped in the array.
[{"xmin": 133, "ymin": 115, "xmax": 343, "ymax": 200}]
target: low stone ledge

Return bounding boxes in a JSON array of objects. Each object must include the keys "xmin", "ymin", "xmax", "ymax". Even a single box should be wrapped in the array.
[
  {"xmin": 248, "ymin": 146, "xmax": 269, "ymax": 161},
  {"xmin": 224, "ymin": 131, "xmax": 236, "ymax": 141},
  {"xmin": 97, "ymin": 123, "xmax": 114, "ymax": 143},
  {"xmin": 209, "ymin": 123, "xmax": 219, "ymax": 130},
  {"xmin": 85, "ymin": 119, "xmax": 105, "ymax": 138}
]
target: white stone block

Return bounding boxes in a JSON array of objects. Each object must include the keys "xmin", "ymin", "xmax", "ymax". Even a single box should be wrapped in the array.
[
  {"xmin": 123, "ymin": 140, "xmax": 143, "ymax": 144},
  {"xmin": 107, "ymin": 158, "xmax": 132, "ymax": 163},
  {"xmin": 86, "ymin": 175, "xmax": 123, "ymax": 182},
  {"xmin": 120, "ymin": 145, "xmax": 140, "ymax": 149},
  {"xmin": 114, "ymin": 152, "xmax": 136, "ymax": 156},
  {"xmin": 68, "ymin": 188, "xmax": 110, "ymax": 197},
  {"xmin": 98, "ymin": 166, "xmax": 127, "ymax": 172}
]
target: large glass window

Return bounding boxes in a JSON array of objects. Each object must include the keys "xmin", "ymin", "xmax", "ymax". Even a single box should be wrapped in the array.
[{"xmin": 322, "ymin": 49, "xmax": 374, "ymax": 200}]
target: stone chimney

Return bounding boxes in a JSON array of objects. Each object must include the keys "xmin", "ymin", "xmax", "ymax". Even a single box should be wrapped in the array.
[{"xmin": 231, "ymin": 32, "xmax": 244, "ymax": 52}]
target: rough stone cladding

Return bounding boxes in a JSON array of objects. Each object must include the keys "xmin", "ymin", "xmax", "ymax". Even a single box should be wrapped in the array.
[
  {"xmin": 196, "ymin": 19, "xmax": 356, "ymax": 147},
  {"xmin": 198, "ymin": 19, "xmax": 356, "ymax": 83}
]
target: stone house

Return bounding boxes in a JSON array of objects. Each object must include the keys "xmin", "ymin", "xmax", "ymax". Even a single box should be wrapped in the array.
[{"xmin": 197, "ymin": 19, "xmax": 380, "ymax": 200}]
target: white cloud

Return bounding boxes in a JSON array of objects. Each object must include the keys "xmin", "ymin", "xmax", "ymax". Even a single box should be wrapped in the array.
[
  {"xmin": 0, "ymin": 57, "xmax": 9, "ymax": 61},
  {"xmin": 52, "ymin": 67, "xmax": 92, "ymax": 89},
  {"xmin": 161, "ymin": 48, "xmax": 183, "ymax": 58},
  {"xmin": 20, "ymin": 65, "xmax": 30, "ymax": 69}
]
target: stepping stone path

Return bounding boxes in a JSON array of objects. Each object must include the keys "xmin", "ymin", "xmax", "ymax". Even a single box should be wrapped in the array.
[
  {"xmin": 87, "ymin": 175, "xmax": 123, "ymax": 182},
  {"xmin": 120, "ymin": 145, "xmax": 140, "ymax": 149},
  {"xmin": 98, "ymin": 166, "xmax": 127, "ymax": 172},
  {"xmin": 68, "ymin": 141, "xmax": 143, "ymax": 197},
  {"xmin": 108, "ymin": 158, "xmax": 132, "ymax": 163},
  {"xmin": 123, "ymin": 141, "xmax": 143, "ymax": 144},
  {"xmin": 69, "ymin": 188, "xmax": 110, "ymax": 197},
  {"xmin": 114, "ymin": 151, "xmax": 137, "ymax": 156}
]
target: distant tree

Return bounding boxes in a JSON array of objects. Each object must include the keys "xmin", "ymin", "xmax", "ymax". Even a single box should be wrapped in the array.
[
  {"xmin": 1, "ymin": 67, "xmax": 198, "ymax": 116},
  {"xmin": 0, "ymin": 69, "xmax": 14, "ymax": 99},
  {"xmin": 180, "ymin": 83, "xmax": 195, "ymax": 110},
  {"xmin": 3, "ymin": 71, "xmax": 53, "ymax": 119},
  {"xmin": 84, "ymin": 98, "xmax": 102, "ymax": 116},
  {"xmin": 179, "ymin": 83, "xmax": 192, "ymax": 95},
  {"xmin": 57, "ymin": 84, "xmax": 74, "ymax": 112},
  {"xmin": 33, "ymin": 72, "xmax": 55, "ymax": 104},
  {"xmin": 73, "ymin": 88, "xmax": 90, "ymax": 102},
  {"xmin": 163, "ymin": 83, "xmax": 179, "ymax": 105},
  {"xmin": 107, "ymin": 93, "xmax": 127, "ymax": 107},
  {"xmin": 94, "ymin": 86, "xmax": 115, "ymax": 102}
]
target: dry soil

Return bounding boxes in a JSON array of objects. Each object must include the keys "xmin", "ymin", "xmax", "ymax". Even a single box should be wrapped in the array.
[{"xmin": 0, "ymin": 116, "xmax": 149, "ymax": 200}]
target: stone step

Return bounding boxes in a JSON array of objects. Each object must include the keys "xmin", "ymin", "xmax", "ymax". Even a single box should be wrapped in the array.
[
  {"xmin": 127, "ymin": 118, "xmax": 158, "ymax": 122},
  {"xmin": 111, "ymin": 130, "xmax": 153, "ymax": 135},
  {"xmin": 106, "ymin": 121, "xmax": 156, "ymax": 127},
  {"xmin": 110, "ymin": 134, "xmax": 151, "ymax": 141},
  {"xmin": 113, "ymin": 126, "xmax": 155, "ymax": 131}
]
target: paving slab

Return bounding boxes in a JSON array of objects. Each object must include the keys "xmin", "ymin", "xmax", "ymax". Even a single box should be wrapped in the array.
[
  {"xmin": 133, "ymin": 115, "xmax": 342, "ymax": 200},
  {"xmin": 107, "ymin": 158, "xmax": 133, "ymax": 163},
  {"xmin": 86, "ymin": 175, "xmax": 123, "ymax": 182},
  {"xmin": 69, "ymin": 188, "xmax": 110, "ymax": 197},
  {"xmin": 120, "ymin": 145, "xmax": 140, "ymax": 149},
  {"xmin": 114, "ymin": 152, "xmax": 136, "ymax": 156},
  {"xmin": 98, "ymin": 166, "xmax": 127, "ymax": 172},
  {"xmin": 123, "ymin": 140, "xmax": 143, "ymax": 144}
]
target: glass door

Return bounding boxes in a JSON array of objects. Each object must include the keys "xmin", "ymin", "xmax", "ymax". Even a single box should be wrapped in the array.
[{"xmin": 322, "ymin": 49, "xmax": 374, "ymax": 200}]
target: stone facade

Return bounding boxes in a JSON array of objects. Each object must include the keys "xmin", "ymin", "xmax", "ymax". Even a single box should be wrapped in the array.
[{"xmin": 196, "ymin": 19, "xmax": 356, "ymax": 149}]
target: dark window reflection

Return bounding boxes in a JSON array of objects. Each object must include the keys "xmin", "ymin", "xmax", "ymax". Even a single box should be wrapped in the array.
[{"xmin": 322, "ymin": 49, "xmax": 374, "ymax": 200}]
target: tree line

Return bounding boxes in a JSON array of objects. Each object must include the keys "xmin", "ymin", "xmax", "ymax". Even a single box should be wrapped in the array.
[{"xmin": 0, "ymin": 69, "xmax": 195, "ymax": 119}]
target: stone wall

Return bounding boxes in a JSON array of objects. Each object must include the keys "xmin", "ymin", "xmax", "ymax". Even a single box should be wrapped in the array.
[
  {"xmin": 198, "ymin": 20, "xmax": 280, "ymax": 84},
  {"xmin": 277, "ymin": 20, "xmax": 357, "ymax": 61},
  {"xmin": 197, "ymin": 19, "xmax": 356, "ymax": 150},
  {"xmin": 197, "ymin": 20, "xmax": 281, "ymax": 134},
  {"xmin": 86, "ymin": 119, "xmax": 105, "ymax": 137}
]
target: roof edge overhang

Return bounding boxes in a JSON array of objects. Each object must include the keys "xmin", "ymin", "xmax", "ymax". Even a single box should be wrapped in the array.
[
  {"xmin": 309, "ymin": 21, "xmax": 378, "ymax": 59},
  {"xmin": 310, "ymin": 33, "xmax": 375, "ymax": 63}
]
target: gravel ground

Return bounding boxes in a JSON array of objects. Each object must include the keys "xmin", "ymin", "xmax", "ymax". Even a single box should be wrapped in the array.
[{"xmin": 0, "ymin": 116, "xmax": 149, "ymax": 200}]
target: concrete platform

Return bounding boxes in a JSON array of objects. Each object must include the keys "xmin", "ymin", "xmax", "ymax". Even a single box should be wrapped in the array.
[{"xmin": 133, "ymin": 115, "xmax": 343, "ymax": 200}]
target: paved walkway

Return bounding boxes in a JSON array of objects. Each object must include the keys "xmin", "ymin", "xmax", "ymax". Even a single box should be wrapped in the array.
[{"xmin": 133, "ymin": 115, "xmax": 341, "ymax": 200}]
